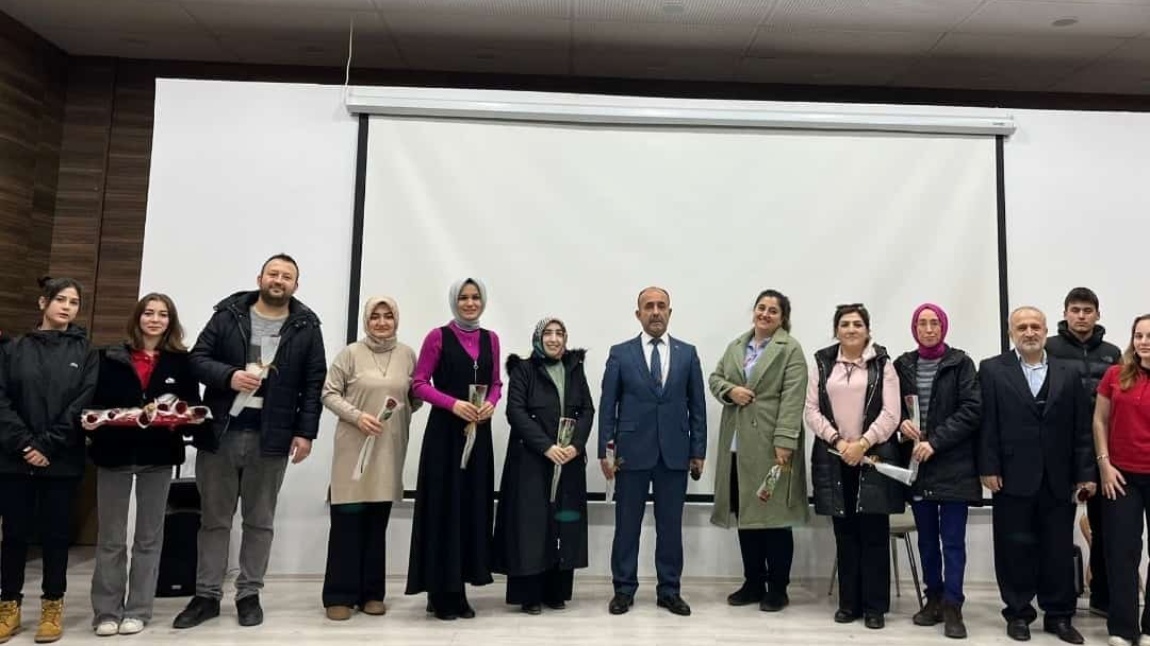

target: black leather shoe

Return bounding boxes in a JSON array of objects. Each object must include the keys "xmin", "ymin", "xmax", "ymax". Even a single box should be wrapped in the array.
[
  {"xmin": 608, "ymin": 593, "xmax": 633, "ymax": 615},
  {"xmin": 1043, "ymin": 618, "xmax": 1084, "ymax": 645},
  {"xmin": 914, "ymin": 596, "xmax": 943, "ymax": 626},
  {"xmin": 759, "ymin": 593, "xmax": 789, "ymax": 612},
  {"xmin": 727, "ymin": 584, "xmax": 765, "ymax": 606},
  {"xmin": 1007, "ymin": 619, "xmax": 1032, "ymax": 641},
  {"xmin": 458, "ymin": 598, "xmax": 475, "ymax": 619},
  {"xmin": 521, "ymin": 603, "xmax": 542, "ymax": 615},
  {"xmin": 834, "ymin": 609, "xmax": 859, "ymax": 624},
  {"xmin": 942, "ymin": 602, "xmax": 967, "ymax": 639},
  {"xmin": 173, "ymin": 596, "xmax": 220, "ymax": 629},
  {"xmin": 236, "ymin": 595, "xmax": 263, "ymax": 627},
  {"xmin": 433, "ymin": 608, "xmax": 458, "ymax": 621},
  {"xmin": 657, "ymin": 594, "xmax": 691, "ymax": 616},
  {"xmin": 864, "ymin": 614, "xmax": 885, "ymax": 629},
  {"xmin": 543, "ymin": 600, "xmax": 566, "ymax": 610}
]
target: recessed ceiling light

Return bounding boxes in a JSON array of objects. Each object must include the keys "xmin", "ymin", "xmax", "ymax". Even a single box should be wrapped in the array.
[
  {"xmin": 1052, "ymin": 17, "xmax": 1079, "ymax": 27},
  {"xmin": 662, "ymin": 1, "xmax": 686, "ymax": 15}
]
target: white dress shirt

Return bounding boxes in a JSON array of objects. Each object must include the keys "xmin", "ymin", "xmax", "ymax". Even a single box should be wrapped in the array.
[{"xmin": 640, "ymin": 331, "xmax": 670, "ymax": 386}]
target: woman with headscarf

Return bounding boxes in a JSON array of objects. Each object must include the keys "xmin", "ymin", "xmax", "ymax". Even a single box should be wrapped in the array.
[
  {"xmin": 893, "ymin": 303, "xmax": 981, "ymax": 639},
  {"xmin": 320, "ymin": 297, "xmax": 420, "ymax": 620},
  {"xmin": 492, "ymin": 318, "xmax": 594, "ymax": 614},
  {"xmin": 405, "ymin": 278, "xmax": 503, "ymax": 620}
]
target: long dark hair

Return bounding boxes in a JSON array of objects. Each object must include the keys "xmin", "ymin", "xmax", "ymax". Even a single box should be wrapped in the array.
[
  {"xmin": 38, "ymin": 276, "xmax": 83, "ymax": 304},
  {"xmin": 127, "ymin": 293, "xmax": 187, "ymax": 353},
  {"xmin": 754, "ymin": 289, "xmax": 792, "ymax": 332}
]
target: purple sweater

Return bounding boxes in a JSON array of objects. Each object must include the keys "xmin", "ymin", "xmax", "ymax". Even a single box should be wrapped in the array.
[{"xmin": 411, "ymin": 321, "xmax": 503, "ymax": 411}]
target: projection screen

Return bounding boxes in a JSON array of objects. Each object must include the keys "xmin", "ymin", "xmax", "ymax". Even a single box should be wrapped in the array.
[{"xmin": 357, "ymin": 113, "xmax": 1002, "ymax": 498}]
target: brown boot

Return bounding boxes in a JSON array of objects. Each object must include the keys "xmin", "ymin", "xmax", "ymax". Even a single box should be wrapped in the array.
[
  {"xmin": 942, "ymin": 601, "xmax": 968, "ymax": 639},
  {"xmin": 0, "ymin": 600, "xmax": 21, "ymax": 644},
  {"xmin": 34, "ymin": 598, "xmax": 63, "ymax": 644},
  {"xmin": 913, "ymin": 594, "xmax": 943, "ymax": 626}
]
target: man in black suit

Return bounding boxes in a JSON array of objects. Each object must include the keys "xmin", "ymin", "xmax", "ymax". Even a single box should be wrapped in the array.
[{"xmin": 979, "ymin": 306, "xmax": 1096, "ymax": 644}]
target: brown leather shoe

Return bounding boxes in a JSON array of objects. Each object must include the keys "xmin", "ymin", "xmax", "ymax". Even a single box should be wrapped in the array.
[
  {"xmin": 34, "ymin": 599, "xmax": 63, "ymax": 644},
  {"xmin": 361, "ymin": 601, "xmax": 387, "ymax": 616},
  {"xmin": 325, "ymin": 606, "xmax": 352, "ymax": 621}
]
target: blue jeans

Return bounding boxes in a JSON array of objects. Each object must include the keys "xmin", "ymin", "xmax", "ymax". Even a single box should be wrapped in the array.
[{"xmin": 911, "ymin": 500, "xmax": 969, "ymax": 605}]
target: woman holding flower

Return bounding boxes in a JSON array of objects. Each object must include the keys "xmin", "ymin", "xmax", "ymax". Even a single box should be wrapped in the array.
[
  {"xmin": 320, "ymin": 296, "xmax": 420, "ymax": 620},
  {"xmin": 493, "ymin": 317, "xmax": 594, "ymax": 614},
  {"xmin": 405, "ymin": 278, "xmax": 503, "ymax": 620}
]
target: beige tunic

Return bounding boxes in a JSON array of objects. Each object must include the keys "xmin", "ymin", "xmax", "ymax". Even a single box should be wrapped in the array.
[{"xmin": 323, "ymin": 340, "xmax": 419, "ymax": 504}]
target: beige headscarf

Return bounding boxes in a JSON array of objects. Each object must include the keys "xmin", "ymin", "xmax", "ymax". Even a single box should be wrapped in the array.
[{"xmin": 361, "ymin": 296, "xmax": 398, "ymax": 353}]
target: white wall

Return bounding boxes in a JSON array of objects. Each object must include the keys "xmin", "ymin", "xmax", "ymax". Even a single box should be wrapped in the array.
[{"xmin": 143, "ymin": 80, "xmax": 1147, "ymax": 583}]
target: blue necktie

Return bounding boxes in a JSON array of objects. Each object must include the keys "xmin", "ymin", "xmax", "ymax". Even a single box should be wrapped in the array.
[{"xmin": 650, "ymin": 338, "xmax": 663, "ymax": 390}]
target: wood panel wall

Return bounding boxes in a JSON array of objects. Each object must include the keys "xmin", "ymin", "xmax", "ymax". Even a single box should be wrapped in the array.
[{"xmin": 0, "ymin": 11, "xmax": 66, "ymax": 334}]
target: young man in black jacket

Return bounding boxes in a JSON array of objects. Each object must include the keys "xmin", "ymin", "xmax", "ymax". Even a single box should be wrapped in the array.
[
  {"xmin": 1044, "ymin": 287, "xmax": 1121, "ymax": 618},
  {"xmin": 173, "ymin": 254, "xmax": 326, "ymax": 630}
]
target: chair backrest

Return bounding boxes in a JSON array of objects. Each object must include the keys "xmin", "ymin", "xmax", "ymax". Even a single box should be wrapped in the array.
[{"xmin": 889, "ymin": 510, "xmax": 916, "ymax": 535}]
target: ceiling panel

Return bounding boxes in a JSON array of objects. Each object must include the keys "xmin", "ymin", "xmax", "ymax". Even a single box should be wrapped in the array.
[
  {"xmin": 0, "ymin": 0, "xmax": 199, "ymax": 32},
  {"xmin": 573, "ymin": 20, "xmax": 755, "ymax": 54},
  {"xmin": 931, "ymin": 32, "xmax": 1125, "ymax": 61},
  {"xmin": 220, "ymin": 33, "xmax": 403, "ymax": 67},
  {"xmin": 575, "ymin": 51, "xmax": 738, "ymax": 80},
  {"xmin": 386, "ymin": 13, "xmax": 570, "ymax": 51},
  {"xmin": 183, "ymin": 4, "xmax": 388, "ymax": 36},
  {"xmin": 957, "ymin": 0, "xmax": 1150, "ymax": 38},
  {"xmin": 374, "ymin": 0, "xmax": 570, "ymax": 19},
  {"xmin": 179, "ymin": 0, "xmax": 376, "ymax": 9},
  {"xmin": 767, "ymin": 0, "xmax": 985, "ymax": 32},
  {"xmin": 402, "ymin": 46, "xmax": 569, "ymax": 74},
  {"xmin": 572, "ymin": 0, "xmax": 775, "ymax": 25},
  {"xmin": 31, "ymin": 24, "xmax": 234, "ymax": 61},
  {"xmin": 750, "ymin": 28, "xmax": 941, "ymax": 56},
  {"xmin": 738, "ymin": 54, "xmax": 913, "ymax": 85},
  {"xmin": 893, "ymin": 57, "xmax": 1074, "ymax": 91}
]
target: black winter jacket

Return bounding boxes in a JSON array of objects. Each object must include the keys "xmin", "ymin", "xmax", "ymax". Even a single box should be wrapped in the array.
[
  {"xmin": 1046, "ymin": 321, "xmax": 1122, "ymax": 403},
  {"xmin": 87, "ymin": 344, "xmax": 207, "ymax": 468},
  {"xmin": 893, "ymin": 347, "xmax": 982, "ymax": 502},
  {"xmin": 0, "ymin": 325, "xmax": 97, "ymax": 478},
  {"xmin": 189, "ymin": 291, "xmax": 326, "ymax": 456},
  {"xmin": 809, "ymin": 343, "xmax": 905, "ymax": 516}
]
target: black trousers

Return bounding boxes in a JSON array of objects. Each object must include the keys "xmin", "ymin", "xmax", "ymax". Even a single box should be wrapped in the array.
[
  {"xmin": 0, "ymin": 475, "xmax": 80, "ymax": 602},
  {"xmin": 1087, "ymin": 487, "xmax": 1109, "ymax": 610},
  {"xmin": 831, "ymin": 465, "xmax": 890, "ymax": 616},
  {"xmin": 506, "ymin": 569, "xmax": 574, "ymax": 605},
  {"xmin": 322, "ymin": 502, "xmax": 392, "ymax": 608},
  {"xmin": 730, "ymin": 454, "xmax": 794, "ymax": 595},
  {"xmin": 992, "ymin": 486, "xmax": 1077, "ymax": 623},
  {"xmin": 1102, "ymin": 469, "xmax": 1150, "ymax": 642}
]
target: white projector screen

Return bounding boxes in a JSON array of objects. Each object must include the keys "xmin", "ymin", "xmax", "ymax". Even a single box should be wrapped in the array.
[{"xmin": 359, "ymin": 115, "xmax": 1002, "ymax": 498}]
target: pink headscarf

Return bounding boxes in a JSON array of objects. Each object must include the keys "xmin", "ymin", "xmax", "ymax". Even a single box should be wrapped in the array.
[{"xmin": 912, "ymin": 303, "xmax": 949, "ymax": 360}]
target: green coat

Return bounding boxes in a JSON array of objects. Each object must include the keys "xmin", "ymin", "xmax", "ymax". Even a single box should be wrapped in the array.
[{"xmin": 708, "ymin": 328, "xmax": 810, "ymax": 529}]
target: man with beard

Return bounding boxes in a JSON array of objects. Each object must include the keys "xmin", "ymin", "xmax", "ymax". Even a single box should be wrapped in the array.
[
  {"xmin": 173, "ymin": 254, "xmax": 326, "ymax": 629},
  {"xmin": 1044, "ymin": 287, "xmax": 1121, "ymax": 618},
  {"xmin": 979, "ymin": 306, "xmax": 1096, "ymax": 644},
  {"xmin": 598, "ymin": 286, "xmax": 707, "ymax": 616}
]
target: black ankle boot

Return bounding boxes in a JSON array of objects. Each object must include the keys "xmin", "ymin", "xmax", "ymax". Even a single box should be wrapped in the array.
[{"xmin": 914, "ymin": 594, "xmax": 943, "ymax": 626}]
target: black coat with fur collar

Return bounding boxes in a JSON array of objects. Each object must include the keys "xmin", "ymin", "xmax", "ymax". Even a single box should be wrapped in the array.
[{"xmin": 492, "ymin": 349, "xmax": 595, "ymax": 577}]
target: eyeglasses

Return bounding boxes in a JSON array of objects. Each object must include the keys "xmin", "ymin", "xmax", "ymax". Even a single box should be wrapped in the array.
[{"xmin": 835, "ymin": 303, "xmax": 865, "ymax": 311}]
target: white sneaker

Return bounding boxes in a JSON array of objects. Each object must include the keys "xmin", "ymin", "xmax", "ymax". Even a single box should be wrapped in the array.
[
  {"xmin": 95, "ymin": 621, "xmax": 119, "ymax": 637},
  {"xmin": 118, "ymin": 618, "xmax": 144, "ymax": 635}
]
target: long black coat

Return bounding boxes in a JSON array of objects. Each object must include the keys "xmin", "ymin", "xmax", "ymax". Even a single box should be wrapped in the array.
[
  {"xmin": 893, "ymin": 347, "xmax": 982, "ymax": 502},
  {"xmin": 492, "ymin": 351, "xmax": 594, "ymax": 577},
  {"xmin": 0, "ymin": 325, "xmax": 97, "ymax": 478},
  {"xmin": 87, "ymin": 344, "xmax": 206, "ymax": 468}
]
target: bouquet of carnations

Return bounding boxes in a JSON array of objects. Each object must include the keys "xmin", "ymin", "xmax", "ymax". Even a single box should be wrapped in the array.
[{"xmin": 82, "ymin": 393, "xmax": 211, "ymax": 430}]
